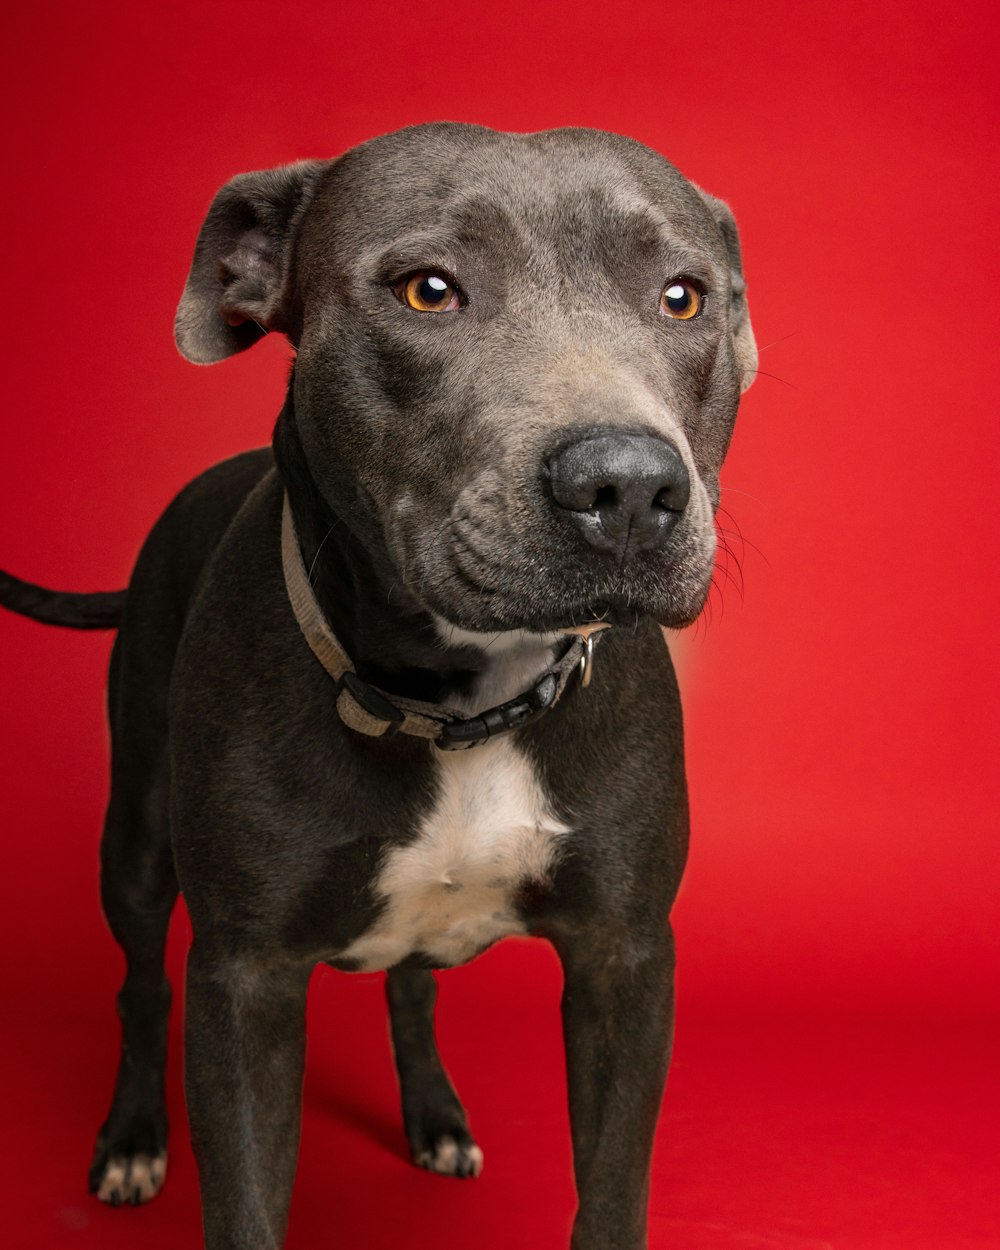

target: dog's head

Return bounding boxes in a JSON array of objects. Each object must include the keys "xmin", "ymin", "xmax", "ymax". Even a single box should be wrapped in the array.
[{"xmin": 176, "ymin": 123, "xmax": 755, "ymax": 633}]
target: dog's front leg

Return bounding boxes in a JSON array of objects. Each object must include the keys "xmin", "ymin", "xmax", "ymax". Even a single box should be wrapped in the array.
[
  {"xmin": 185, "ymin": 946, "xmax": 310, "ymax": 1250},
  {"xmin": 557, "ymin": 925, "xmax": 676, "ymax": 1250},
  {"xmin": 386, "ymin": 967, "xmax": 484, "ymax": 1177}
]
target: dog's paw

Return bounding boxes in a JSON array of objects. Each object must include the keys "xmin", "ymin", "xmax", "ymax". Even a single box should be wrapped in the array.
[
  {"xmin": 414, "ymin": 1133, "xmax": 484, "ymax": 1179},
  {"xmin": 89, "ymin": 1150, "xmax": 167, "ymax": 1206}
]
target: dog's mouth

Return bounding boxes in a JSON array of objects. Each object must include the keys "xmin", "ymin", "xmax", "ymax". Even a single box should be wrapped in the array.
[
  {"xmin": 442, "ymin": 530, "xmax": 716, "ymax": 632},
  {"xmin": 418, "ymin": 569, "xmax": 712, "ymax": 635}
]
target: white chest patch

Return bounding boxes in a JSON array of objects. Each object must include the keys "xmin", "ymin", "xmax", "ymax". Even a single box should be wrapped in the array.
[{"xmin": 340, "ymin": 737, "xmax": 569, "ymax": 972}]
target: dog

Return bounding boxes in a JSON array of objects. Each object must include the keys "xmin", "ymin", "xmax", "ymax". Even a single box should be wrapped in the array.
[{"xmin": 0, "ymin": 122, "xmax": 755, "ymax": 1249}]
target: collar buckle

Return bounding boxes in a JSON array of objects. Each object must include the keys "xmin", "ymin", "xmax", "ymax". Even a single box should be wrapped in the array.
[{"xmin": 437, "ymin": 671, "xmax": 558, "ymax": 751}]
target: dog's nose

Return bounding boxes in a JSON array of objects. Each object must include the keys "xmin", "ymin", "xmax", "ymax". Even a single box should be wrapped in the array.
[{"xmin": 548, "ymin": 433, "xmax": 690, "ymax": 554}]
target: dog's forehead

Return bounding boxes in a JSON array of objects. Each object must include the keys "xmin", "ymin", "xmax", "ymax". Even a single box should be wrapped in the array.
[{"xmin": 305, "ymin": 123, "xmax": 720, "ymax": 261}]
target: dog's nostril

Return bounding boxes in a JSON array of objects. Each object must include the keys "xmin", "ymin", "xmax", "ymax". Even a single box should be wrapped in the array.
[
  {"xmin": 591, "ymin": 484, "xmax": 619, "ymax": 512},
  {"xmin": 653, "ymin": 485, "xmax": 684, "ymax": 512}
]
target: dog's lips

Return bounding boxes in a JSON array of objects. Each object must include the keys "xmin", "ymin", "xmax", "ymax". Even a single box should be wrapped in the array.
[
  {"xmin": 420, "ymin": 586, "xmax": 675, "ymax": 635},
  {"xmin": 412, "ymin": 550, "xmax": 715, "ymax": 632}
]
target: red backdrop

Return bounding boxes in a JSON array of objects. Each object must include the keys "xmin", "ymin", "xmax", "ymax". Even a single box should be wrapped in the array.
[{"xmin": 1, "ymin": 2, "xmax": 997, "ymax": 1247}]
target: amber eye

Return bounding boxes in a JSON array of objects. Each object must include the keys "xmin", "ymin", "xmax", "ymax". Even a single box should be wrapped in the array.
[
  {"xmin": 396, "ymin": 271, "xmax": 463, "ymax": 313},
  {"xmin": 660, "ymin": 279, "xmax": 702, "ymax": 321}
]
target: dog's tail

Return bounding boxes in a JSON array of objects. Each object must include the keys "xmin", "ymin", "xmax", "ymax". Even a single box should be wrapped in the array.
[{"xmin": 0, "ymin": 568, "xmax": 125, "ymax": 630}]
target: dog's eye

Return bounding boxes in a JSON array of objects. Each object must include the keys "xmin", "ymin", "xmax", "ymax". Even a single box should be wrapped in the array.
[
  {"xmin": 660, "ymin": 279, "xmax": 702, "ymax": 321},
  {"xmin": 396, "ymin": 271, "xmax": 463, "ymax": 313}
]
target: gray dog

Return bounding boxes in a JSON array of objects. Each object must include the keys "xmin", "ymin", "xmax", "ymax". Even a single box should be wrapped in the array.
[{"xmin": 0, "ymin": 122, "xmax": 755, "ymax": 1249}]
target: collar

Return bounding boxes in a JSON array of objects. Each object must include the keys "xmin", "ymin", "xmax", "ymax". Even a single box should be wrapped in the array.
[{"xmin": 280, "ymin": 493, "xmax": 610, "ymax": 750}]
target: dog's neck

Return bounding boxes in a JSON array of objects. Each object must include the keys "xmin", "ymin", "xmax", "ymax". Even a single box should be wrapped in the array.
[{"xmin": 272, "ymin": 398, "xmax": 559, "ymax": 712}]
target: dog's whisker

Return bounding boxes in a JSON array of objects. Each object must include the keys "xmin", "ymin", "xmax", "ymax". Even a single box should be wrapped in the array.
[
  {"xmin": 718, "ymin": 529, "xmax": 768, "ymax": 566},
  {"xmin": 306, "ymin": 525, "xmax": 336, "ymax": 584},
  {"xmin": 720, "ymin": 485, "xmax": 762, "ymax": 503},
  {"xmin": 715, "ymin": 531, "xmax": 746, "ymax": 573},
  {"xmin": 714, "ymin": 559, "xmax": 745, "ymax": 601},
  {"xmin": 756, "ymin": 329, "xmax": 800, "ymax": 353},
  {"xmin": 715, "ymin": 509, "xmax": 769, "ymax": 567},
  {"xmin": 715, "ymin": 531, "xmax": 746, "ymax": 588},
  {"xmin": 747, "ymin": 366, "xmax": 798, "ymax": 390}
]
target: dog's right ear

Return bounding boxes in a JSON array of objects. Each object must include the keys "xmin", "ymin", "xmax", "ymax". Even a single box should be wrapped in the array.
[{"xmin": 175, "ymin": 160, "xmax": 326, "ymax": 364}]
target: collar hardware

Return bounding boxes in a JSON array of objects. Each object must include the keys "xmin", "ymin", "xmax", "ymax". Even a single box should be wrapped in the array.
[
  {"xmin": 562, "ymin": 620, "xmax": 612, "ymax": 689},
  {"xmin": 437, "ymin": 671, "xmax": 558, "ymax": 751},
  {"xmin": 337, "ymin": 671, "xmax": 406, "ymax": 738}
]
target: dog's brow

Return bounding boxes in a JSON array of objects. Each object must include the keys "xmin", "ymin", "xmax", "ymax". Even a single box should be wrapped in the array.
[
  {"xmin": 372, "ymin": 234, "xmax": 473, "ymax": 279},
  {"xmin": 653, "ymin": 247, "xmax": 721, "ymax": 283},
  {"xmin": 618, "ymin": 201, "xmax": 725, "ymax": 271}
]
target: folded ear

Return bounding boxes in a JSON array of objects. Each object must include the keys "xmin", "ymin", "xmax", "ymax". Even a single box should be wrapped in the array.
[
  {"xmin": 697, "ymin": 189, "xmax": 758, "ymax": 392},
  {"xmin": 175, "ymin": 159, "xmax": 326, "ymax": 364}
]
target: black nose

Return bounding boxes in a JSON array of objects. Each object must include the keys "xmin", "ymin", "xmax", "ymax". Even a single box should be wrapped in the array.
[{"xmin": 548, "ymin": 433, "xmax": 690, "ymax": 554}]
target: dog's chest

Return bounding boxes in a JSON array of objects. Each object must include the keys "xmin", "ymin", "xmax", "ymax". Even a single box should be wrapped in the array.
[{"xmin": 340, "ymin": 737, "xmax": 569, "ymax": 971}]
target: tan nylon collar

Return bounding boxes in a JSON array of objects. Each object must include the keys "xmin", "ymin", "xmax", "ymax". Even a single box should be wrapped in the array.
[{"xmin": 280, "ymin": 493, "xmax": 610, "ymax": 749}]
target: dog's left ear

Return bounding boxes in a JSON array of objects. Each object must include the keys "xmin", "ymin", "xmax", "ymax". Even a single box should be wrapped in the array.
[
  {"xmin": 175, "ymin": 159, "xmax": 326, "ymax": 364},
  {"xmin": 698, "ymin": 190, "xmax": 758, "ymax": 392}
]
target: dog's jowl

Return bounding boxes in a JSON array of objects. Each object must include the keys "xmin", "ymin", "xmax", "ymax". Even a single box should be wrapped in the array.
[{"xmin": 0, "ymin": 123, "xmax": 755, "ymax": 1249}]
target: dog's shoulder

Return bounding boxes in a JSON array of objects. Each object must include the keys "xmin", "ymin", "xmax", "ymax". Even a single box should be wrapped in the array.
[
  {"xmin": 125, "ymin": 447, "xmax": 275, "ymax": 625},
  {"xmin": 169, "ymin": 462, "xmax": 329, "ymax": 738}
]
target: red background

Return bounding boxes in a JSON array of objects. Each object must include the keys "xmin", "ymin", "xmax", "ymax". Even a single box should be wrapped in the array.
[{"xmin": 1, "ymin": 2, "xmax": 997, "ymax": 1247}]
